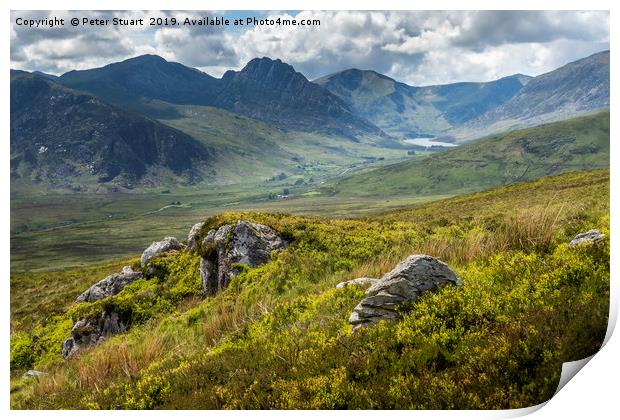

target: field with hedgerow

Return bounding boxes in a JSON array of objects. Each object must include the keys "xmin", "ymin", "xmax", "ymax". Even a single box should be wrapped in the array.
[{"xmin": 10, "ymin": 168, "xmax": 609, "ymax": 409}]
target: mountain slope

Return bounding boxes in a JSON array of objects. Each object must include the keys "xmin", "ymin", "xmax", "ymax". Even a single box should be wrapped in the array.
[
  {"xmin": 213, "ymin": 58, "xmax": 384, "ymax": 138},
  {"xmin": 453, "ymin": 50, "xmax": 610, "ymax": 140},
  {"xmin": 315, "ymin": 69, "xmax": 529, "ymax": 137},
  {"xmin": 11, "ymin": 71, "xmax": 210, "ymax": 187},
  {"xmin": 329, "ymin": 111, "xmax": 609, "ymax": 197},
  {"xmin": 11, "ymin": 168, "xmax": 609, "ymax": 409},
  {"xmin": 59, "ymin": 55, "xmax": 218, "ymax": 117},
  {"xmin": 59, "ymin": 55, "xmax": 385, "ymax": 139},
  {"xmin": 418, "ymin": 74, "xmax": 531, "ymax": 125}
]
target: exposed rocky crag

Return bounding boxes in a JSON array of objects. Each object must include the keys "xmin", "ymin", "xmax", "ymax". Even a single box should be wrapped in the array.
[
  {"xmin": 348, "ymin": 255, "xmax": 462, "ymax": 330},
  {"xmin": 62, "ymin": 221, "xmax": 286, "ymax": 358},
  {"xmin": 140, "ymin": 236, "xmax": 185, "ymax": 269},
  {"xmin": 569, "ymin": 229, "xmax": 606, "ymax": 248},
  {"xmin": 199, "ymin": 221, "xmax": 288, "ymax": 296},
  {"xmin": 76, "ymin": 266, "xmax": 142, "ymax": 303},
  {"xmin": 187, "ymin": 222, "xmax": 204, "ymax": 251},
  {"xmin": 62, "ymin": 310, "xmax": 131, "ymax": 358},
  {"xmin": 10, "ymin": 70, "xmax": 210, "ymax": 185}
]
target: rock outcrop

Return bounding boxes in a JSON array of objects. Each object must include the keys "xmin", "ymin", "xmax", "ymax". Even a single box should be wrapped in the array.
[
  {"xmin": 348, "ymin": 255, "xmax": 462, "ymax": 330},
  {"xmin": 23, "ymin": 370, "xmax": 45, "ymax": 378},
  {"xmin": 187, "ymin": 222, "xmax": 204, "ymax": 250},
  {"xmin": 569, "ymin": 229, "xmax": 605, "ymax": 248},
  {"xmin": 62, "ymin": 310, "xmax": 131, "ymax": 358},
  {"xmin": 61, "ymin": 221, "xmax": 287, "ymax": 358},
  {"xmin": 140, "ymin": 236, "xmax": 184, "ymax": 268},
  {"xmin": 76, "ymin": 266, "xmax": 143, "ymax": 303},
  {"xmin": 336, "ymin": 277, "xmax": 379, "ymax": 290},
  {"xmin": 200, "ymin": 221, "xmax": 287, "ymax": 296}
]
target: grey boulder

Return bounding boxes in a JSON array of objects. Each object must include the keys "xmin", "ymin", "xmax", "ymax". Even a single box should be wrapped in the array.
[
  {"xmin": 62, "ymin": 310, "xmax": 130, "ymax": 358},
  {"xmin": 76, "ymin": 266, "xmax": 142, "ymax": 303},
  {"xmin": 140, "ymin": 236, "xmax": 184, "ymax": 267},
  {"xmin": 569, "ymin": 229, "xmax": 605, "ymax": 248},
  {"xmin": 187, "ymin": 222, "xmax": 204, "ymax": 250},
  {"xmin": 200, "ymin": 221, "xmax": 287, "ymax": 296},
  {"xmin": 23, "ymin": 370, "xmax": 45, "ymax": 378},
  {"xmin": 336, "ymin": 277, "xmax": 379, "ymax": 290},
  {"xmin": 349, "ymin": 255, "xmax": 462, "ymax": 330}
]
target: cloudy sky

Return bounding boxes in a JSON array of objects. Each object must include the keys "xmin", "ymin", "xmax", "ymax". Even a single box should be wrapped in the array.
[{"xmin": 10, "ymin": 10, "xmax": 609, "ymax": 86}]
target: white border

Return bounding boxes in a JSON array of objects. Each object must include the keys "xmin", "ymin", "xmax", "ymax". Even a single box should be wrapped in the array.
[{"xmin": 2, "ymin": 1, "xmax": 617, "ymax": 419}]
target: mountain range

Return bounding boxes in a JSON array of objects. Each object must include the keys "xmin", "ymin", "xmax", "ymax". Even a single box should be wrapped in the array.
[
  {"xmin": 451, "ymin": 50, "xmax": 610, "ymax": 140},
  {"xmin": 59, "ymin": 55, "xmax": 383, "ymax": 139},
  {"xmin": 315, "ymin": 69, "xmax": 531, "ymax": 137},
  {"xmin": 10, "ymin": 50, "xmax": 610, "ymax": 188}
]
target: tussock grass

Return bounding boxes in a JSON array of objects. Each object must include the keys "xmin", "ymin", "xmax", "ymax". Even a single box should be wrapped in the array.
[
  {"xmin": 415, "ymin": 203, "xmax": 564, "ymax": 265},
  {"xmin": 11, "ymin": 169, "xmax": 610, "ymax": 409}
]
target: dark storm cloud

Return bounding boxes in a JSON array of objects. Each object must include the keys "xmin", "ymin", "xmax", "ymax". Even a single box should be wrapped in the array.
[{"xmin": 454, "ymin": 11, "xmax": 609, "ymax": 51}]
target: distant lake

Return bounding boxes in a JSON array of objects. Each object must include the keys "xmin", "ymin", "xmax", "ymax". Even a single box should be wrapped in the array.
[{"xmin": 403, "ymin": 138, "xmax": 457, "ymax": 147}]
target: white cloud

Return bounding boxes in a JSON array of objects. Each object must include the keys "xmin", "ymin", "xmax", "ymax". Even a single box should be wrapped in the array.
[{"xmin": 10, "ymin": 10, "xmax": 610, "ymax": 85}]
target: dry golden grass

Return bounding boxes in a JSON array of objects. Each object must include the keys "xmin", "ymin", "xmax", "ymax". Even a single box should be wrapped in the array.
[
  {"xmin": 11, "ymin": 169, "xmax": 609, "ymax": 409},
  {"xmin": 415, "ymin": 203, "xmax": 564, "ymax": 266}
]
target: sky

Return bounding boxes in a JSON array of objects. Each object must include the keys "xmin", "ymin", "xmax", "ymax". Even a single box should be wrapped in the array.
[{"xmin": 10, "ymin": 10, "xmax": 610, "ymax": 86}]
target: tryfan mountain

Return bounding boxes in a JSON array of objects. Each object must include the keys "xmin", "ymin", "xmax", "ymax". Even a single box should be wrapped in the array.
[{"xmin": 10, "ymin": 50, "xmax": 610, "ymax": 190}]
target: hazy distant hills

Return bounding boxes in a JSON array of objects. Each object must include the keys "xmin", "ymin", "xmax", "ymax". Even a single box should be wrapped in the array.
[
  {"xmin": 450, "ymin": 51, "xmax": 610, "ymax": 140},
  {"xmin": 315, "ymin": 69, "xmax": 530, "ymax": 137},
  {"xmin": 316, "ymin": 51, "xmax": 609, "ymax": 140},
  {"xmin": 11, "ymin": 70, "xmax": 210, "ymax": 187}
]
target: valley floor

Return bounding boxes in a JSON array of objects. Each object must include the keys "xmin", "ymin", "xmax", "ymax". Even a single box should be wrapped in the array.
[{"xmin": 10, "ymin": 181, "xmax": 449, "ymax": 272}]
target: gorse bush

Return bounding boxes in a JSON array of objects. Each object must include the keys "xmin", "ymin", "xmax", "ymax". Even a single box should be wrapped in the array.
[
  {"xmin": 10, "ymin": 332, "xmax": 34, "ymax": 370},
  {"xmin": 10, "ymin": 169, "xmax": 610, "ymax": 409}
]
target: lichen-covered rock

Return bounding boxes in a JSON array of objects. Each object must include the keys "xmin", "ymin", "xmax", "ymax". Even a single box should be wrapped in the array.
[
  {"xmin": 336, "ymin": 277, "xmax": 379, "ymax": 290},
  {"xmin": 200, "ymin": 221, "xmax": 288, "ymax": 296},
  {"xmin": 569, "ymin": 229, "xmax": 605, "ymax": 248},
  {"xmin": 140, "ymin": 236, "xmax": 184, "ymax": 267},
  {"xmin": 23, "ymin": 370, "xmax": 45, "ymax": 378},
  {"xmin": 76, "ymin": 266, "xmax": 142, "ymax": 303},
  {"xmin": 62, "ymin": 310, "xmax": 130, "ymax": 358},
  {"xmin": 187, "ymin": 222, "xmax": 204, "ymax": 250},
  {"xmin": 349, "ymin": 255, "xmax": 462, "ymax": 330}
]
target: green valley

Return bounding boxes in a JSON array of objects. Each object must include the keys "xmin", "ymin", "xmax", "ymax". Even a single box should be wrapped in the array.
[
  {"xmin": 9, "ymin": 42, "xmax": 611, "ymax": 412},
  {"xmin": 329, "ymin": 111, "xmax": 609, "ymax": 198}
]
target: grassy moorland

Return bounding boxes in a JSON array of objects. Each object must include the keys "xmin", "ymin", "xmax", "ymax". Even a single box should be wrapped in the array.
[
  {"xmin": 11, "ymin": 111, "xmax": 608, "ymax": 272},
  {"xmin": 10, "ymin": 168, "xmax": 609, "ymax": 409},
  {"xmin": 159, "ymin": 104, "xmax": 408, "ymax": 185},
  {"xmin": 329, "ymin": 111, "xmax": 610, "ymax": 198},
  {"xmin": 10, "ymin": 102, "xmax": 414, "ymax": 272},
  {"xmin": 10, "ymin": 180, "xmax": 448, "ymax": 272}
]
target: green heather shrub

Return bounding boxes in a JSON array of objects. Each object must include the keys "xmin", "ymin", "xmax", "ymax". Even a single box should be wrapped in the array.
[
  {"xmin": 31, "ymin": 317, "xmax": 74, "ymax": 367},
  {"xmin": 10, "ymin": 170, "xmax": 610, "ymax": 409},
  {"xmin": 10, "ymin": 332, "xmax": 35, "ymax": 370}
]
